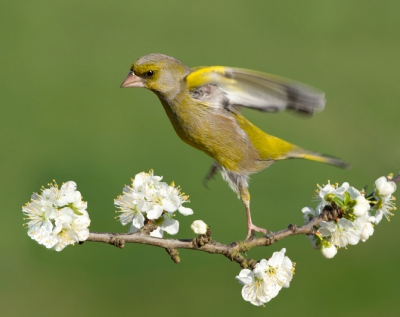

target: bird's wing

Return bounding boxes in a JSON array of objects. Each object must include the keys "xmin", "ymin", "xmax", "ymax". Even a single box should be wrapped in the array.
[{"xmin": 186, "ymin": 66, "xmax": 325, "ymax": 115}]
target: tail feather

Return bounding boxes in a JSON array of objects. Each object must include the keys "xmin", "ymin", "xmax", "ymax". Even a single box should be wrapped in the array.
[{"xmin": 291, "ymin": 149, "xmax": 351, "ymax": 169}]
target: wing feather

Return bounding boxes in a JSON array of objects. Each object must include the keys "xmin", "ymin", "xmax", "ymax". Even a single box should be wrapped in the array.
[{"xmin": 186, "ymin": 66, "xmax": 325, "ymax": 115}]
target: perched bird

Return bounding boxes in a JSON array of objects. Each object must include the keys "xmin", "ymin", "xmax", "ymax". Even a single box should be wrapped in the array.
[{"xmin": 121, "ymin": 53, "xmax": 349, "ymax": 239}]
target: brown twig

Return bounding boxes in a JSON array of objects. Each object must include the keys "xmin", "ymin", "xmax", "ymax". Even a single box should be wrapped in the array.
[{"xmin": 86, "ymin": 208, "xmax": 330, "ymax": 267}]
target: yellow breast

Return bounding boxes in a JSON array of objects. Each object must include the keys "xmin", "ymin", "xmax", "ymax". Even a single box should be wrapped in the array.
[{"xmin": 158, "ymin": 92, "xmax": 294, "ymax": 174}]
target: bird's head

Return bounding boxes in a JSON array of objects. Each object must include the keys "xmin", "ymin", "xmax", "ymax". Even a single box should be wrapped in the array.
[{"xmin": 121, "ymin": 53, "xmax": 192, "ymax": 99}]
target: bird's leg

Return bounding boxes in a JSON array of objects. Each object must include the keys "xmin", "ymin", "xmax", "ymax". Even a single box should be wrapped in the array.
[{"xmin": 240, "ymin": 188, "xmax": 267, "ymax": 240}]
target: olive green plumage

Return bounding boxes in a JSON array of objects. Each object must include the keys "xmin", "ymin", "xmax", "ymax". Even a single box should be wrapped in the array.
[{"xmin": 121, "ymin": 53, "xmax": 349, "ymax": 239}]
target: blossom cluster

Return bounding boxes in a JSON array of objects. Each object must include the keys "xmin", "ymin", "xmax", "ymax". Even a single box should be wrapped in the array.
[
  {"xmin": 22, "ymin": 181, "xmax": 90, "ymax": 251},
  {"xmin": 236, "ymin": 249, "xmax": 295, "ymax": 306},
  {"xmin": 115, "ymin": 170, "xmax": 193, "ymax": 237},
  {"xmin": 303, "ymin": 176, "xmax": 397, "ymax": 258}
]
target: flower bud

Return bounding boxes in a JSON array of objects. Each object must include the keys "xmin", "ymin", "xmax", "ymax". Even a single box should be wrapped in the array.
[
  {"xmin": 190, "ymin": 220, "xmax": 208, "ymax": 235},
  {"xmin": 352, "ymin": 195, "xmax": 370, "ymax": 217},
  {"xmin": 375, "ymin": 176, "xmax": 396, "ymax": 197},
  {"xmin": 321, "ymin": 242, "xmax": 337, "ymax": 259}
]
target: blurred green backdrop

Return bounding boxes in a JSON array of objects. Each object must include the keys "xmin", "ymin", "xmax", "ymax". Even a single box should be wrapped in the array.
[{"xmin": 1, "ymin": 1, "xmax": 400, "ymax": 316}]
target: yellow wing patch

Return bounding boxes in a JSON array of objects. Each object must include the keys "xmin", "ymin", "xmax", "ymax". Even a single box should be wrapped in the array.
[{"xmin": 186, "ymin": 66, "xmax": 237, "ymax": 90}]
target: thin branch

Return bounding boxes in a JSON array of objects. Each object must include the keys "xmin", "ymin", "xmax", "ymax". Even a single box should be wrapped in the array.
[{"xmin": 86, "ymin": 207, "xmax": 333, "ymax": 268}]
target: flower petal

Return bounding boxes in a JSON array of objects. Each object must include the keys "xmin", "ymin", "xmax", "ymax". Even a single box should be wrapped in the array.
[
  {"xmin": 162, "ymin": 218, "xmax": 179, "ymax": 235},
  {"xmin": 178, "ymin": 206, "xmax": 194, "ymax": 216},
  {"xmin": 146, "ymin": 204, "xmax": 163, "ymax": 220}
]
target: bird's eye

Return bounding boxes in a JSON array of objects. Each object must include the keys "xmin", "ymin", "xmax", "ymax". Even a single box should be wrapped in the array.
[{"xmin": 146, "ymin": 70, "xmax": 154, "ymax": 77}]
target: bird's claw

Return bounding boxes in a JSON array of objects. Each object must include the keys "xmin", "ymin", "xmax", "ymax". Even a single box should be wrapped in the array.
[{"xmin": 245, "ymin": 224, "xmax": 268, "ymax": 240}]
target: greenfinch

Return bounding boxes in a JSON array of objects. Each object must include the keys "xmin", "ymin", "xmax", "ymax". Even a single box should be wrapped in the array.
[{"xmin": 121, "ymin": 53, "xmax": 348, "ymax": 239}]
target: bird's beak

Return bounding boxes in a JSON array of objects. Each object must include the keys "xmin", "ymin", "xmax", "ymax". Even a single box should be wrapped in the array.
[{"xmin": 120, "ymin": 71, "xmax": 145, "ymax": 88}]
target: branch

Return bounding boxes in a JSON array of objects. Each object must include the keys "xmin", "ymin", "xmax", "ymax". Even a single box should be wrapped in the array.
[{"xmin": 86, "ymin": 206, "xmax": 337, "ymax": 268}]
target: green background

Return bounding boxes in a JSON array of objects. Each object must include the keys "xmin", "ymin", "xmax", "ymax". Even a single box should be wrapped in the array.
[{"xmin": 1, "ymin": 1, "xmax": 399, "ymax": 316}]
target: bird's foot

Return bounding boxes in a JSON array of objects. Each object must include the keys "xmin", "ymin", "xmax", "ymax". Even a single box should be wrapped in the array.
[
  {"xmin": 245, "ymin": 224, "xmax": 268, "ymax": 240},
  {"xmin": 202, "ymin": 162, "xmax": 219, "ymax": 189}
]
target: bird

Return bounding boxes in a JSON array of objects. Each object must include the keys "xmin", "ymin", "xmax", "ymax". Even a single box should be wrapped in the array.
[{"xmin": 120, "ymin": 53, "xmax": 349, "ymax": 239}]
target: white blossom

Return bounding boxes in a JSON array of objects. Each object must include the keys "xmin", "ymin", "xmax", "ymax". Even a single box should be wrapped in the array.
[
  {"xmin": 115, "ymin": 170, "xmax": 193, "ymax": 236},
  {"xmin": 375, "ymin": 176, "xmax": 396, "ymax": 198},
  {"xmin": 319, "ymin": 219, "xmax": 360, "ymax": 248},
  {"xmin": 22, "ymin": 181, "xmax": 90, "ymax": 251},
  {"xmin": 373, "ymin": 176, "xmax": 396, "ymax": 224},
  {"xmin": 23, "ymin": 196, "xmax": 57, "ymax": 248},
  {"xmin": 305, "ymin": 177, "xmax": 397, "ymax": 258},
  {"xmin": 373, "ymin": 195, "xmax": 396, "ymax": 224},
  {"xmin": 52, "ymin": 209, "xmax": 91, "ymax": 251},
  {"xmin": 315, "ymin": 183, "xmax": 336, "ymax": 212},
  {"xmin": 354, "ymin": 212, "xmax": 375, "ymax": 242},
  {"xmin": 236, "ymin": 269, "xmax": 270, "ymax": 306},
  {"xmin": 114, "ymin": 185, "xmax": 146, "ymax": 231},
  {"xmin": 236, "ymin": 248, "xmax": 294, "ymax": 306}
]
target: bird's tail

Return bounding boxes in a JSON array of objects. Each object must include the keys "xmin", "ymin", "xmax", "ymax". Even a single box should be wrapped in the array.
[{"xmin": 290, "ymin": 148, "xmax": 351, "ymax": 169}]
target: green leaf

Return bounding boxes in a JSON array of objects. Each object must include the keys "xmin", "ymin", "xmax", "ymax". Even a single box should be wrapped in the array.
[
  {"xmin": 343, "ymin": 191, "xmax": 350, "ymax": 205},
  {"xmin": 332, "ymin": 196, "xmax": 344, "ymax": 208}
]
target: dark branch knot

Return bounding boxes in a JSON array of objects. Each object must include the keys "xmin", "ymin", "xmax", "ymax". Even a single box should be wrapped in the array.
[
  {"xmin": 288, "ymin": 224, "xmax": 297, "ymax": 233},
  {"xmin": 109, "ymin": 235, "xmax": 125, "ymax": 249},
  {"xmin": 192, "ymin": 227, "xmax": 212, "ymax": 248}
]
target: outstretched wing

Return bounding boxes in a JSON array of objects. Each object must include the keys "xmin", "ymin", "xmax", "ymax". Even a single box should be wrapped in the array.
[{"xmin": 185, "ymin": 66, "xmax": 325, "ymax": 115}]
